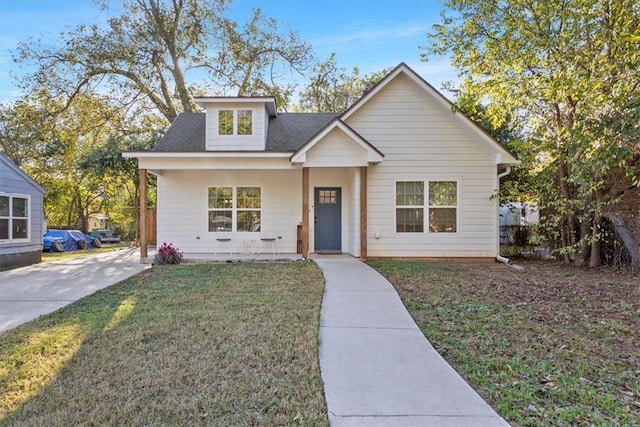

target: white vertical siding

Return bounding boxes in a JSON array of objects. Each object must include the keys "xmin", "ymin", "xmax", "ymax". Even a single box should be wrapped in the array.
[
  {"xmin": 204, "ymin": 103, "xmax": 266, "ymax": 150},
  {"xmin": 156, "ymin": 169, "xmax": 301, "ymax": 254},
  {"xmin": 346, "ymin": 74, "xmax": 499, "ymax": 257}
]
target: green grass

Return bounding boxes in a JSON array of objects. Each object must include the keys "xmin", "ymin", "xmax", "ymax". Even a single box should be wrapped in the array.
[
  {"xmin": 0, "ymin": 262, "xmax": 328, "ymax": 426},
  {"xmin": 42, "ymin": 242, "xmax": 131, "ymax": 262},
  {"xmin": 369, "ymin": 259, "xmax": 640, "ymax": 427}
]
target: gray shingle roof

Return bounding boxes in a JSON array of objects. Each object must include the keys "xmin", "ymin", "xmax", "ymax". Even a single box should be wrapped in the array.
[
  {"xmin": 266, "ymin": 113, "xmax": 339, "ymax": 151},
  {"xmin": 153, "ymin": 112, "xmax": 339, "ymax": 152},
  {"xmin": 153, "ymin": 113, "xmax": 206, "ymax": 151}
]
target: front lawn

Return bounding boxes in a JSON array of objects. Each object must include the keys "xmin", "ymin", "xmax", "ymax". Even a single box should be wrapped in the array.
[
  {"xmin": 0, "ymin": 262, "xmax": 328, "ymax": 426},
  {"xmin": 369, "ymin": 260, "xmax": 640, "ymax": 427}
]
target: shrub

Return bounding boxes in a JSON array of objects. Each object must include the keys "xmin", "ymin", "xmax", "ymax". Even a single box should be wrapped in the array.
[{"xmin": 153, "ymin": 242, "xmax": 183, "ymax": 265}]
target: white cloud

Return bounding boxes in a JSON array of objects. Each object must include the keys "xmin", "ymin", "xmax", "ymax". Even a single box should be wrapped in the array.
[{"xmin": 312, "ymin": 21, "xmax": 432, "ymax": 46}]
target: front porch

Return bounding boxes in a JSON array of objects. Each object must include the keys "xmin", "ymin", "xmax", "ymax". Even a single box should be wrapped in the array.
[{"xmin": 136, "ymin": 165, "xmax": 371, "ymax": 262}]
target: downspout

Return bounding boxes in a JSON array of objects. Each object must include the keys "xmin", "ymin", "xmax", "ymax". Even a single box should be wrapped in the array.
[{"xmin": 496, "ymin": 166, "xmax": 512, "ymax": 265}]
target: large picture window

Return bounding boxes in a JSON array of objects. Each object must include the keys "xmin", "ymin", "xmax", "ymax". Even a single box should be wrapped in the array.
[
  {"xmin": 0, "ymin": 194, "xmax": 29, "ymax": 241},
  {"xmin": 217, "ymin": 109, "xmax": 253, "ymax": 136},
  {"xmin": 395, "ymin": 181, "xmax": 457, "ymax": 233},
  {"xmin": 208, "ymin": 187, "xmax": 261, "ymax": 232}
]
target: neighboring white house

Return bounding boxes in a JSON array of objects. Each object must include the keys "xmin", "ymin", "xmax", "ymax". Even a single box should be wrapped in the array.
[
  {"xmin": 500, "ymin": 202, "xmax": 540, "ymax": 227},
  {"xmin": 124, "ymin": 63, "xmax": 518, "ymax": 259},
  {"xmin": 0, "ymin": 154, "xmax": 45, "ymax": 270}
]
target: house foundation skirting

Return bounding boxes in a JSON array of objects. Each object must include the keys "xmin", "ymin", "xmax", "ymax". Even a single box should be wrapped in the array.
[{"xmin": 0, "ymin": 250, "xmax": 42, "ymax": 271}]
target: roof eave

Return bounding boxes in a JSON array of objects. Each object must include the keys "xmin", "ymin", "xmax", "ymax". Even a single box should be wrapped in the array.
[
  {"xmin": 122, "ymin": 151, "xmax": 293, "ymax": 159},
  {"xmin": 194, "ymin": 97, "xmax": 277, "ymax": 117}
]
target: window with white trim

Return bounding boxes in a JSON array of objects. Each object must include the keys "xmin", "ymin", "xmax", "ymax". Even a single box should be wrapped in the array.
[
  {"xmin": 208, "ymin": 187, "xmax": 261, "ymax": 232},
  {"xmin": 396, "ymin": 181, "xmax": 424, "ymax": 232},
  {"xmin": 218, "ymin": 109, "xmax": 253, "ymax": 135},
  {"xmin": 428, "ymin": 181, "xmax": 457, "ymax": 232},
  {"xmin": 395, "ymin": 181, "xmax": 457, "ymax": 233},
  {"xmin": 0, "ymin": 194, "xmax": 30, "ymax": 241}
]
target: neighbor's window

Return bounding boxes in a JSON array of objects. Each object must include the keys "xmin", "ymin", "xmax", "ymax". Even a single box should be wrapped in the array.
[
  {"xmin": 428, "ymin": 181, "xmax": 457, "ymax": 232},
  {"xmin": 237, "ymin": 110, "xmax": 253, "ymax": 135},
  {"xmin": 217, "ymin": 109, "xmax": 253, "ymax": 136},
  {"xmin": 0, "ymin": 194, "xmax": 29, "ymax": 241},
  {"xmin": 208, "ymin": 187, "xmax": 232, "ymax": 232},
  {"xmin": 208, "ymin": 187, "xmax": 261, "ymax": 232},
  {"xmin": 396, "ymin": 181, "xmax": 424, "ymax": 232}
]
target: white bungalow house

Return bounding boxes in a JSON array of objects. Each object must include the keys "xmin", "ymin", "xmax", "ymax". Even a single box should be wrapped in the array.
[
  {"xmin": 0, "ymin": 154, "xmax": 45, "ymax": 270},
  {"xmin": 124, "ymin": 63, "xmax": 518, "ymax": 260}
]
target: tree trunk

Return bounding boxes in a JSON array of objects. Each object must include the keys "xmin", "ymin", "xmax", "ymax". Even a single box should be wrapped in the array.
[
  {"xmin": 576, "ymin": 218, "xmax": 591, "ymax": 267},
  {"xmin": 589, "ymin": 191, "xmax": 605, "ymax": 268},
  {"xmin": 558, "ymin": 159, "xmax": 577, "ymax": 263},
  {"xmin": 589, "ymin": 215, "xmax": 602, "ymax": 268}
]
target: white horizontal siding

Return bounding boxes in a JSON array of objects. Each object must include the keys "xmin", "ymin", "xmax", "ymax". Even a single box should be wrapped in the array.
[
  {"xmin": 140, "ymin": 157, "xmax": 293, "ymax": 170},
  {"xmin": 0, "ymin": 161, "xmax": 44, "ymax": 250},
  {"xmin": 304, "ymin": 129, "xmax": 369, "ymax": 167},
  {"xmin": 205, "ymin": 102, "xmax": 266, "ymax": 150},
  {"xmin": 347, "ymin": 73, "xmax": 499, "ymax": 258},
  {"xmin": 157, "ymin": 169, "xmax": 301, "ymax": 254}
]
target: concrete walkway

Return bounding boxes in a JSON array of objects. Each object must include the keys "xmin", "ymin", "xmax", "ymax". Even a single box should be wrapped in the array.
[
  {"xmin": 313, "ymin": 255, "xmax": 508, "ymax": 427},
  {"xmin": 0, "ymin": 248, "xmax": 148, "ymax": 333}
]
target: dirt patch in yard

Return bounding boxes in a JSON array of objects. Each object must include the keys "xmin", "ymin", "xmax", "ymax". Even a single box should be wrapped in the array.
[{"xmin": 459, "ymin": 262, "xmax": 639, "ymax": 359}]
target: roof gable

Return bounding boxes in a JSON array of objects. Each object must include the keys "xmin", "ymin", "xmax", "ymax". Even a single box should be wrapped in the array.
[
  {"xmin": 0, "ymin": 154, "xmax": 45, "ymax": 194},
  {"xmin": 341, "ymin": 63, "xmax": 518, "ymax": 165},
  {"xmin": 291, "ymin": 119, "xmax": 384, "ymax": 165}
]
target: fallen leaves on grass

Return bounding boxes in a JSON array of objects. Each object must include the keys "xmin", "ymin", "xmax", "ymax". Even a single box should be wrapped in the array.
[{"xmin": 370, "ymin": 259, "xmax": 640, "ymax": 427}]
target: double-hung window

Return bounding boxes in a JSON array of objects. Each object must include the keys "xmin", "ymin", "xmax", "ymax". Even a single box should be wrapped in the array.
[
  {"xmin": 218, "ymin": 110, "xmax": 253, "ymax": 135},
  {"xmin": 208, "ymin": 187, "xmax": 261, "ymax": 232},
  {"xmin": 0, "ymin": 194, "xmax": 29, "ymax": 241},
  {"xmin": 396, "ymin": 182, "xmax": 424, "ymax": 232},
  {"xmin": 395, "ymin": 181, "xmax": 457, "ymax": 233}
]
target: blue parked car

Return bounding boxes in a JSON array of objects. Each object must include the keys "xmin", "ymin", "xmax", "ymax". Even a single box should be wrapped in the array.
[{"xmin": 43, "ymin": 230, "xmax": 101, "ymax": 252}]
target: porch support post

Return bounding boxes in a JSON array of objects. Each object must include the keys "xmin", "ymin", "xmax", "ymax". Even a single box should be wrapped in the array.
[
  {"xmin": 360, "ymin": 166, "xmax": 367, "ymax": 259},
  {"xmin": 302, "ymin": 167, "xmax": 310, "ymax": 259},
  {"xmin": 139, "ymin": 168, "xmax": 148, "ymax": 261}
]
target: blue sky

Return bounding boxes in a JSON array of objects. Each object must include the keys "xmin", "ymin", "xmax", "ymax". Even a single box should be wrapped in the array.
[{"xmin": 0, "ymin": 0, "xmax": 456, "ymax": 103}]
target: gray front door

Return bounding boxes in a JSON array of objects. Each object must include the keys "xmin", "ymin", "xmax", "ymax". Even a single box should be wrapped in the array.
[{"xmin": 314, "ymin": 188, "xmax": 342, "ymax": 252}]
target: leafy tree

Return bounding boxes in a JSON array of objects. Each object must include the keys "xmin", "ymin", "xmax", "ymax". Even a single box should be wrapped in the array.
[
  {"xmin": 80, "ymin": 132, "xmax": 158, "ymax": 239},
  {"xmin": 15, "ymin": 0, "xmax": 313, "ymax": 122},
  {"xmin": 424, "ymin": 0, "xmax": 640, "ymax": 266},
  {"xmin": 452, "ymin": 92, "xmax": 539, "ymax": 205},
  {"xmin": 0, "ymin": 92, "xmax": 131, "ymax": 232},
  {"xmin": 297, "ymin": 53, "xmax": 391, "ymax": 112}
]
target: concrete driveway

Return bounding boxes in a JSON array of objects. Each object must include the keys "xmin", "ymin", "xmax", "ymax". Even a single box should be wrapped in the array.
[{"xmin": 0, "ymin": 248, "xmax": 148, "ymax": 334}]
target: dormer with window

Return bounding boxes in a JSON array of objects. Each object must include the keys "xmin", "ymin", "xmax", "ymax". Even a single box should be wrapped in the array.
[{"xmin": 195, "ymin": 97, "xmax": 277, "ymax": 151}]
